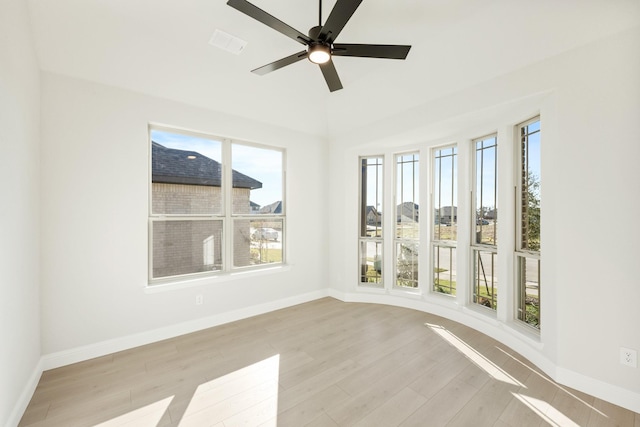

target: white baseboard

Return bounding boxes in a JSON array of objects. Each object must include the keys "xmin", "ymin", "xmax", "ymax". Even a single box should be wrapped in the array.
[
  {"xmin": 6, "ymin": 358, "xmax": 44, "ymax": 427},
  {"xmin": 556, "ymin": 367, "xmax": 640, "ymax": 414},
  {"xmin": 328, "ymin": 288, "xmax": 640, "ymax": 415},
  {"xmin": 42, "ymin": 289, "xmax": 329, "ymax": 370}
]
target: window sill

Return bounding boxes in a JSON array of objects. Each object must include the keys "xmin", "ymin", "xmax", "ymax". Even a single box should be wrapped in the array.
[
  {"xmin": 462, "ymin": 304, "xmax": 499, "ymax": 323},
  {"xmin": 390, "ymin": 287, "xmax": 422, "ymax": 299},
  {"xmin": 144, "ymin": 264, "xmax": 291, "ymax": 293},
  {"xmin": 504, "ymin": 319, "xmax": 543, "ymax": 349}
]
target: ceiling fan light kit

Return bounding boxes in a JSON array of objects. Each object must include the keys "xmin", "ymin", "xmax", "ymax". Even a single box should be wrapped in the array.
[
  {"xmin": 308, "ymin": 44, "xmax": 331, "ymax": 64},
  {"xmin": 227, "ymin": 0, "xmax": 411, "ymax": 92}
]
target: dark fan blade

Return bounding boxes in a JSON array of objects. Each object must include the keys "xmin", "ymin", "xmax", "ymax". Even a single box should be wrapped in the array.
[
  {"xmin": 251, "ymin": 51, "xmax": 308, "ymax": 75},
  {"xmin": 227, "ymin": 0, "xmax": 311, "ymax": 45},
  {"xmin": 319, "ymin": 60, "xmax": 343, "ymax": 92},
  {"xmin": 319, "ymin": 0, "xmax": 363, "ymax": 43},
  {"xmin": 332, "ymin": 44, "xmax": 411, "ymax": 59}
]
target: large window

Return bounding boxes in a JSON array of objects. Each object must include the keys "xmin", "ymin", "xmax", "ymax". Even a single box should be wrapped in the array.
[
  {"xmin": 149, "ymin": 127, "xmax": 285, "ymax": 283},
  {"xmin": 432, "ymin": 145, "xmax": 457, "ymax": 296},
  {"xmin": 515, "ymin": 117, "xmax": 541, "ymax": 328},
  {"xmin": 395, "ymin": 153, "xmax": 419, "ymax": 289},
  {"xmin": 472, "ymin": 135, "xmax": 498, "ymax": 310},
  {"xmin": 359, "ymin": 156, "xmax": 383, "ymax": 286}
]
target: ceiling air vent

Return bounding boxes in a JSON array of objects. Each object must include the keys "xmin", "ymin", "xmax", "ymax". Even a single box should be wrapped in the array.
[{"xmin": 208, "ymin": 29, "xmax": 247, "ymax": 55}]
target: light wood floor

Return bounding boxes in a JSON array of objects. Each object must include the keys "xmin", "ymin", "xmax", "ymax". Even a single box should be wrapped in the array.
[{"xmin": 19, "ymin": 298, "xmax": 640, "ymax": 427}]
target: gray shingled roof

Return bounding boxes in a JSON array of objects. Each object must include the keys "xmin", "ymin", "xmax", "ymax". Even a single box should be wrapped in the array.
[
  {"xmin": 152, "ymin": 142, "xmax": 262, "ymax": 189},
  {"xmin": 259, "ymin": 200, "xmax": 282, "ymax": 214}
]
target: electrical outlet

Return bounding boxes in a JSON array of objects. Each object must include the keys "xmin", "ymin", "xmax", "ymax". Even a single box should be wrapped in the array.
[
  {"xmin": 195, "ymin": 294, "xmax": 204, "ymax": 305},
  {"xmin": 620, "ymin": 347, "xmax": 637, "ymax": 368}
]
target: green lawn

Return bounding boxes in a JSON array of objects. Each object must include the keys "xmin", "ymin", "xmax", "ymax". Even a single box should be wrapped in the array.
[{"xmin": 250, "ymin": 247, "xmax": 282, "ymax": 264}]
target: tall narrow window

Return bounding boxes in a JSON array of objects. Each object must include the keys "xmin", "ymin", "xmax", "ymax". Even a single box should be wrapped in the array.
[
  {"xmin": 432, "ymin": 145, "xmax": 457, "ymax": 295},
  {"xmin": 395, "ymin": 153, "xmax": 419, "ymax": 289},
  {"xmin": 149, "ymin": 127, "xmax": 285, "ymax": 283},
  {"xmin": 515, "ymin": 118, "xmax": 541, "ymax": 328},
  {"xmin": 472, "ymin": 135, "xmax": 498, "ymax": 310},
  {"xmin": 359, "ymin": 157, "xmax": 383, "ymax": 286}
]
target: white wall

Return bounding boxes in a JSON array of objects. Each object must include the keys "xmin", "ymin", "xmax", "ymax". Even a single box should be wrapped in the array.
[
  {"xmin": 0, "ymin": 0, "xmax": 42, "ymax": 425},
  {"xmin": 39, "ymin": 72, "xmax": 329, "ymax": 359},
  {"xmin": 328, "ymin": 26, "xmax": 640, "ymax": 412}
]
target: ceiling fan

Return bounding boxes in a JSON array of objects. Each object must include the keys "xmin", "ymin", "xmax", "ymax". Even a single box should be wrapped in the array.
[{"xmin": 227, "ymin": 0, "xmax": 411, "ymax": 92}]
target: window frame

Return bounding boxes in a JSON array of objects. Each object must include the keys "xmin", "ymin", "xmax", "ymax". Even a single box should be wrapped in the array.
[
  {"xmin": 471, "ymin": 133, "xmax": 498, "ymax": 311},
  {"xmin": 431, "ymin": 144, "xmax": 458, "ymax": 296},
  {"xmin": 514, "ymin": 116, "xmax": 541, "ymax": 330},
  {"xmin": 148, "ymin": 125, "xmax": 286, "ymax": 285},
  {"xmin": 358, "ymin": 155, "xmax": 384, "ymax": 287},
  {"xmin": 393, "ymin": 152, "xmax": 420, "ymax": 291}
]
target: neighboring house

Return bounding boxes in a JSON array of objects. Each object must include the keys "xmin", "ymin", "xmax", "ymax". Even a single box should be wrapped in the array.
[
  {"xmin": 397, "ymin": 202, "xmax": 419, "ymax": 223},
  {"xmin": 151, "ymin": 142, "xmax": 262, "ymax": 277},
  {"xmin": 435, "ymin": 206, "xmax": 458, "ymax": 224},
  {"xmin": 250, "ymin": 201, "xmax": 261, "ymax": 213},
  {"xmin": 365, "ymin": 206, "xmax": 381, "ymax": 226},
  {"xmin": 484, "ymin": 208, "xmax": 497, "ymax": 220},
  {"xmin": 259, "ymin": 200, "xmax": 282, "ymax": 214}
]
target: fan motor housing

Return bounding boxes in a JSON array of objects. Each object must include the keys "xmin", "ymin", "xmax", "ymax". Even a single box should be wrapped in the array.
[{"xmin": 308, "ymin": 25, "xmax": 323, "ymax": 40}]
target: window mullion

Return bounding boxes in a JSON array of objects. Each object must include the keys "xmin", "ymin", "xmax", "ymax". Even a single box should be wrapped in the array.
[{"xmin": 223, "ymin": 140, "xmax": 233, "ymax": 273}]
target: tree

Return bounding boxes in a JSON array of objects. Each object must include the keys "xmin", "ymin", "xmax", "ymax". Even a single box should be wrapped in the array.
[{"xmin": 523, "ymin": 171, "xmax": 540, "ymax": 251}]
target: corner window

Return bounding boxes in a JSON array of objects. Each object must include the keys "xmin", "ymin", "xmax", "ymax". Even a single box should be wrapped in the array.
[
  {"xmin": 472, "ymin": 134, "xmax": 498, "ymax": 310},
  {"xmin": 432, "ymin": 145, "xmax": 457, "ymax": 296},
  {"xmin": 394, "ymin": 153, "xmax": 419, "ymax": 289},
  {"xmin": 359, "ymin": 156, "xmax": 383, "ymax": 286},
  {"xmin": 149, "ymin": 127, "xmax": 285, "ymax": 283},
  {"xmin": 515, "ymin": 117, "xmax": 541, "ymax": 328}
]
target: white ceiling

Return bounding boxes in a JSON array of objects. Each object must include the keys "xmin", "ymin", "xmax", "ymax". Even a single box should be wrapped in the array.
[{"xmin": 26, "ymin": 0, "xmax": 640, "ymax": 138}]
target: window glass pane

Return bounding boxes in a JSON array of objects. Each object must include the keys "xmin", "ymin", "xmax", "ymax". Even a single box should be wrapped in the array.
[
  {"xmin": 520, "ymin": 120, "xmax": 541, "ymax": 251},
  {"xmin": 396, "ymin": 242, "xmax": 419, "ymax": 289},
  {"xmin": 360, "ymin": 240, "xmax": 382, "ymax": 285},
  {"xmin": 151, "ymin": 130, "xmax": 222, "ymax": 215},
  {"xmin": 473, "ymin": 249, "xmax": 497, "ymax": 310},
  {"xmin": 517, "ymin": 255, "xmax": 540, "ymax": 328},
  {"xmin": 396, "ymin": 154, "xmax": 419, "ymax": 239},
  {"xmin": 360, "ymin": 157, "xmax": 383, "ymax": 237},
  {"xmin": 474, "ymin": 136, "xmax": 497, "ymax": 245},
  {"xmin": 433, "ymin": 245, "xmax": 456, "ymax": 295},
  {"xmin": 433, "ymin": 146, "xmax": 457, "ymax": 241},
  {"xmin": 151, "ymin": 219, "xmax": 223, "ymax": 278},
  {"xmin": 232, "ymin": 144, "xmax": 283, "ymax": 215},
  {"xmin": 234, "ymin": 218, "xmax": 283, "ymax": 267}
]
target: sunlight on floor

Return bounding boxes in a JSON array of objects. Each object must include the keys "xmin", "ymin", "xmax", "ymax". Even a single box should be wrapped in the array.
[
  {"xmin": 178, "ymin": 354, "xmax": 280, "ymax": 426},
  {"xmin": 426, "ymin": 323, "xmax": 524, "ymax": 387},
  {"xmin": 496, "ymin": 347, "xmax": 608, "ymax": 417},
  {"xmin": 512, "ymin": 392, "xmax": 581, "ymax": 427},
  {"xmin": 92, "ymin": 355, "xmax": 280, "ymax": 426},
  {"xmin": 94, "ymin": 396, "xmax": 174, "ymax": 427}
]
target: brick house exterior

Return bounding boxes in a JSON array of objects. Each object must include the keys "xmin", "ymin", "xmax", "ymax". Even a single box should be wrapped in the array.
[{"xmin": 151, "ymin": 142, "xmax": 262, "ymax": 278}]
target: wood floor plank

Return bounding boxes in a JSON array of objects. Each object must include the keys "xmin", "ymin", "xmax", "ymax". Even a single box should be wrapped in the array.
[
  {"xmin": 17, "ymin": 298, "xmax": 639, "ymax": 427},
  {"xmin": 325, "ymin": 353, "xmax": 434, "ymax": 425},
  {"xmin": 276, "ymin": 385, "xmax": 349, "ymax": 426},
  {"xmin": 351, "ymin": 387, "xmax": 427, "ymax": 427},
  {"xmin": 303, "ymin": 412, "xmax": 338, "ymax": 427},
  {"xmin": 444, "ymin": 379, "xmax": 515, "ymax": 427},
  {"xmin": 399, "ymin": 377, "xmax": 481, "ymax": 427}
]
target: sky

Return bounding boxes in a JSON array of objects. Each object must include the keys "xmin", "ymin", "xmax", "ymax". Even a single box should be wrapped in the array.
[{"xmin": 150, "ymin": 129, "xmax": 283, "ymax": 207}]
